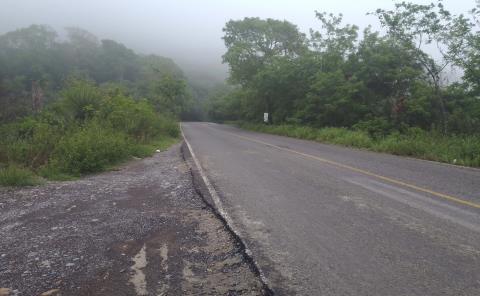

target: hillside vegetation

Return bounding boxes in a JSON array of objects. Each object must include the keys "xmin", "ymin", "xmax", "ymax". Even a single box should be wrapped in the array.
[
  {"xmin": 0, "ymin": 26, "xmax": 188, "ymax": 185},
  {"xmin": 207, "ymin": 1, "xmax": 480, "ymax": 167}
]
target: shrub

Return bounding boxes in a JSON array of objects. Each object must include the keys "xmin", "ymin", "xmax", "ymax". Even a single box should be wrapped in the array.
[
  {"xmin": 101, "ymin": 96, "xmax": 157, "ymax": 141},
  {"xmin": 157, "ymin": 115, "xmax": 180, "ymax": 138},
  {"xmin": 58, "ymin": 80, "xmax": 103, "ymax": 122},
  {"xmin": 0, "ymin": 80, "xmax": 180, "ymax": 186},
  {"xmin": 1, "ymin": 117, "xmax": 62, "ymax": 168},
  {"xmin": 353, "ymin": 118, "xmax": 393, "ymax": 139},
  {"xmin": 100, "ymin": 95, "xmax": 179, "ymax": 141},
  {"xmin": 0, "ymin": 165, "xmax": 41, "ymax": 186},
  {"xmin": 50, "ymin": 122, "xmax": 132, "ymax": 175}
]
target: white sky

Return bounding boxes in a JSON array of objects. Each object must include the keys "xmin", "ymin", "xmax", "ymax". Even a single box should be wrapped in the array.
[{"xmin": 0, "ymin": 0, "xmax": 476, "ymax": 80}]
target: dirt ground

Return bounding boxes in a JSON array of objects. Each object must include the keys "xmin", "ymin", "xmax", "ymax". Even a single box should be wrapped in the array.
[{"xmin": 0, "ymin": 143, "xmax": 266, "ymax": 296}]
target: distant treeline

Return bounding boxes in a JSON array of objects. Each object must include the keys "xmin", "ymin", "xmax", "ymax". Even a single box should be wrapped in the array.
[
  {"xmin": 0, "ymin": 25, "xmax": 205, "ymax": 122},
  {"xmin": 208, "ymin": 1, "xmax": 480, "ymax": 137}
]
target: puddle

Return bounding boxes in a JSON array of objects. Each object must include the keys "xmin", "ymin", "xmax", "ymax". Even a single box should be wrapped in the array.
[
  {"xmin": 159, "ymin": 244, "xmax": 168, "ymax": 271},
  {"xmin": 129, "ymin": 244, "xmax": 147, "ymax": 295}
]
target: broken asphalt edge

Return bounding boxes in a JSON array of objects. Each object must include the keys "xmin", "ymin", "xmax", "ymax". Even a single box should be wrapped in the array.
[{"xmin": 180, "ymin": 124, "xmax": 275, "ymax": 296}]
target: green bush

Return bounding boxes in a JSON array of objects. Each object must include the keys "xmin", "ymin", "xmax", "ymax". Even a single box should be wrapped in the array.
[
  {"xmin": 101, "ymin": 96, "xmax": 158, "ymax": 142},
  {"xmin": 99, "ymin": 93, "xmax": 180, "ymax": 141},
  {"xmin": 3, "ymin": 118, "xmax": 62, "ymax": 168},
  {"xmin": 58, "ymin": 80, "xmax": 103, "ymax": 122},
  {"xmin": 353, "ymin": 118, "xmax": 393, "ymax": 139},
  {"xmin": 50, "ymin": 122, "xmax": 132, "ymax": 175},
  {"xmin": 0, "ymin": 80, "xmax": 180, "ymax": 186},
  {"xmin": 156, "ymin": 115, "xmax": 180, "ymax": 138},
  {"xmin": 0, "ymin": 165, "xmax": 41, "ymax": 186}
]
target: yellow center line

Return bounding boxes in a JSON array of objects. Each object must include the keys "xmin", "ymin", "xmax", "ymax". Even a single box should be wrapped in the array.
[{"xmin": 224, "ymin": 130, "xmax": 480, "ymax": 210}]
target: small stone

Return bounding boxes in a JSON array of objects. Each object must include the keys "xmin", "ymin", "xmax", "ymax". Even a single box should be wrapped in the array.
[
  {"xmin": 40, "ymin": 260, "xmax": 51, "ymax": 268},
  {"xmin": 0, "ymin": 288, "xmax": 11, "ymax": 296},
  {"xmin": 156, "ymin": 149, "xmax": 161, "ymax": 153},
  {"xmin": 66, "ymin": 263, "xmax": 74, "ymax": 267},
  {"xmin": 1, "ymin": 254, "xmax": 6, "ymax": 258},
  {"xmin": 91, "ymin": 219, "xmax": 99, "ymax": 222},
  {"xmin": 40, "ymin": 289, "xmax": 60, "ymax": 296}
]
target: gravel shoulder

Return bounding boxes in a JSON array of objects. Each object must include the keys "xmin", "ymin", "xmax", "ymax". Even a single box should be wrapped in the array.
[{"xmin": 0, "ymin": 143, "xmax": 265, "ymax": 296}]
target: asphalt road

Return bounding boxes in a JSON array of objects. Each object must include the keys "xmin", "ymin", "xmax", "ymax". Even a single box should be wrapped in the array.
[{"xmin": 181, "ymin": 122, "xmax": 480, "ymax": 296}]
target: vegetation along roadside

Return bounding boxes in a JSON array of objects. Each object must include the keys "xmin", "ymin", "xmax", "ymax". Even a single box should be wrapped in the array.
[
  {"xmin": 234, "ymin": 122, "xmax": 480, "ymax": 168},
  {"xmin": 0, "ymin": 26, "xmax": 198, "ymax": 186},
  {"xmin": 206, "ymin": 1, "xmax": 480, "ymax": 168}
]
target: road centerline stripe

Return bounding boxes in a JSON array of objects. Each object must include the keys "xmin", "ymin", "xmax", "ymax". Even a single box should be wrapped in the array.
[{"xmin": 218, "ymin": 128, "xmax": 480, "ymax": 210}]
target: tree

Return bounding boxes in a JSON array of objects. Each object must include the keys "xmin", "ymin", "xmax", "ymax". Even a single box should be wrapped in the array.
[
  {"xmin": 63, "ymin": 27, "xmax": 100, "ymax": 79},
  {"xmin": 151, "ymin": 74, "xmax": 190, "ymax": 116},
  {"xmin": 0, "ymin": 25, "xmax": 60, "ymax": 120},
  {"xmin": 373, "ymin": 1, "xmax": 474, "ymax": 133},
  {"xmin": 222, "ymin": 17, "xmax": 307, "ymax": 122},
  {"xmin": 222, "ymin": 17, "xmax": 306, "ymax": 85},
  {"xmin": 296, "ymin": 70, "xmax": 366, "ymax": 127},
  {"xmin": 350, "ymin": 28, "xmax": 424, "ymax": 126},
  {"xmin": 98, "ymin": 39, "xmax": 139, "ymax": 82},
  {"xmin": 0, "ymin": 25, "xmax": 196, "ymax": 123},
  {"xmin": 310, "ymin": 12, "xmax": 359, "ymax": 70},
  {"xmin": 459, "ymin": 1, "xmax": 480, "ymax": 94}
]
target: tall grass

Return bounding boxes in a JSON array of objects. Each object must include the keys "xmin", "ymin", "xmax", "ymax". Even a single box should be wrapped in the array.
[
  {"xmin": 237, "ymin": 122, "xmax": 480, "ymax": 168},
  {"xmin": 0, "ymin": 165, "xmax": 41, "ymax": 187}
]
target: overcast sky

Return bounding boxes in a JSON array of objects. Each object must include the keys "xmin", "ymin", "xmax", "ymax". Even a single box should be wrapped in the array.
[{"xmin": 0, "ymin": 0, "xmax": 476, "ymax": 81}]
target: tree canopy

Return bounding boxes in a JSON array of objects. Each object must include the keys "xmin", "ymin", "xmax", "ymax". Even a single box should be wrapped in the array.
[
  {"xmin": 210, "ymin": 0, "xmax": 480, "ymax": 136},
  {"xmin": 0, "ymin": 25, "xmax": 195, "ymax": 122}
]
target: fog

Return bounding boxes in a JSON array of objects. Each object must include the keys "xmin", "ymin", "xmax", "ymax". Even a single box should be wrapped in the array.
[{"xmin": 0, "ymin": 0, "xmax": 475, "ymax": 84}]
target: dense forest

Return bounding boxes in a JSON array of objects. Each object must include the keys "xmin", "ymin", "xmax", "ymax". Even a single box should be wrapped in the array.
[
  {"xmin": 0, "ymin": 25, "xmax": 201, "ymax": 185},
  {"xmin": 207, "ymin": 1, "xmax": 480, "ymax": 166}
]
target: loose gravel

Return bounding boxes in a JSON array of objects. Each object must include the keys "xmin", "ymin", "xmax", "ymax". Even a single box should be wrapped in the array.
[{"xmin": 0, "ymin": 143, "xmax": 265, "ymax": 296}]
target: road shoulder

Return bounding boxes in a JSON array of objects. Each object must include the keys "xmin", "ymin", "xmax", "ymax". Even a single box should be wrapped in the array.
[{"xmin": 0, "ymin": 143, "xmax": 265, "ymax": 295}]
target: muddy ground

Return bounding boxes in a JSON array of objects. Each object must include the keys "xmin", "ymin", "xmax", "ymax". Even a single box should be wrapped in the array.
[{"xmin": 0, "ymin": 143, "xmax": 266, "ymax": 296}]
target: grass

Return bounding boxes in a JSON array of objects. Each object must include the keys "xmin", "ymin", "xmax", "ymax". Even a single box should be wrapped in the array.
[
  {"xmin": 0, "ymin": 165, "xmax": 42, "ymax": 187},
  {"xmin": 0, "ymin": 135, "xmax": 179, "ymax": 186},
  {"xmin": 131, "ymin": 136, "xmax": 180, "ymax": 158},
  {"xmin": 234, "ymin": 122, "xmax": 480, "ymax": 168}
]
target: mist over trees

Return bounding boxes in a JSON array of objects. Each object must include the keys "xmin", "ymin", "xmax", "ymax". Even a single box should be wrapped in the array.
[
  {"xmin": 209, "ymin": 1, "xmax": 480, "ymax": 137},
  {"xmin": 0, "ymin": 25, "xmax": 200, "ymax": 122}
]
